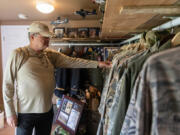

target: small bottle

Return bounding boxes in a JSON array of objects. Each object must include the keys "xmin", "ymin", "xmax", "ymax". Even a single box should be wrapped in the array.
[{"xmin": 56, "ymin": 98, "xmax": 62, "ymax": 108}]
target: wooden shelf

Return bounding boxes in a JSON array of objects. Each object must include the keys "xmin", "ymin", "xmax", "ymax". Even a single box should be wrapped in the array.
[
  {"xmin": 101, "ymin": 0, "xmax": 177, "ymax": 39},
  {"xmin": 50, "ymin": 38, "xmax": 101, "ymax": 42}
]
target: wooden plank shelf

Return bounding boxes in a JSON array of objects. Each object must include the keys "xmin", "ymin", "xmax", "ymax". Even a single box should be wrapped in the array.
[{"xmin": 51, "ymin": 38, "xmax": 101, "ymax": 42}]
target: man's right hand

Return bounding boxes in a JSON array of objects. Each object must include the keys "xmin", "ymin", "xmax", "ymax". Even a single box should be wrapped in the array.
[{"xmin": 7, "ymin": 115, "xmax": 17, "ymax": 127}]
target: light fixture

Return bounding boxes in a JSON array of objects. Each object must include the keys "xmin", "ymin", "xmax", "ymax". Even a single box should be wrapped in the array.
[
  {"xmin": 36, "ymin": 0, "xmax": 54, "ymax": 14},
  {"xmin": 18, "ymin": 13, "xmax": 28, "ymax": 19}
]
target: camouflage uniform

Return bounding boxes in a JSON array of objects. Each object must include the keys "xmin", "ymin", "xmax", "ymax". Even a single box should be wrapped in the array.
[
  {"xmin": 121, "ymin": 46, "xmax": 180, "ymax": 135},
  {"xmin": 108, "ymin": 32, "xmax": 172, "ymax": 135},
  {"xmin": 97, "ymin": 45, "xmax": 145, "ymax": 135},
  {"xmin": 97, "ymin": 31, "xmax": 172, "ymax": 135}
]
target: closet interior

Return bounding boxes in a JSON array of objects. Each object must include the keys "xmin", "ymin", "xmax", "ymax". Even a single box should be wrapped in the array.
[{"xmin": 1, "ymin": 0, "xmax": 180, "ymax": 135}]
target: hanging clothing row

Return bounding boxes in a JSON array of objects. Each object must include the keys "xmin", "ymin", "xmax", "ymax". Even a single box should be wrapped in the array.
[{"xmin": 97, "ymin": 30, "xmax": 180, "ymax": 135}]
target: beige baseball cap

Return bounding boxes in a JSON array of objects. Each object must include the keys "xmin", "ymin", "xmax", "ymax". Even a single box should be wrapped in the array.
[{"xmin": 28, "ymin": 22, "xmax": 54, "ymax": 37}]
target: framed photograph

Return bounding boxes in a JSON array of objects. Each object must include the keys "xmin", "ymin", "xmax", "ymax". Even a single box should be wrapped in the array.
[
  {"xmin": 78, "ymin": 28, "xmax": 89, "ymax": 38},
  {"xmin": 67, "ymin": 28, "xmax": 78, "ymax": 38},
  {"xmin": 53, "ymin": 27, "xmax": 65, "ymax": 38},
  {"xmin": 89, "ymin": 27, "xmax": 100, "ymax": 38},
  {"xmin": 56, "ymin": 95, "xmax": 84, "ymax": 135}
]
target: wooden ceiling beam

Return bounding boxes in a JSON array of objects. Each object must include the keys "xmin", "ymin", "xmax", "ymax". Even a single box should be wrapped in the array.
[
  {"xmin": 103, "ymin": 29, "xmax": 147, "ymax": 33},
  {"xmin": 120, "ymin": 5, "xmax": 180, "ymax": 15}
]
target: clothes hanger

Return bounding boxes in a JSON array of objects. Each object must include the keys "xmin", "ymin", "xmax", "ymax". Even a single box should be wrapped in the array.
[{"xmin": 171, "ymin": 32, "xmax": 180, "ymax": 47}]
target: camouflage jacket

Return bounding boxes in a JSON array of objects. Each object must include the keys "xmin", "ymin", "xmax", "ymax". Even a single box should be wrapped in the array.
[{"xmin": 121, "ymin": 46, "xmax": 180, "ymax": 135}]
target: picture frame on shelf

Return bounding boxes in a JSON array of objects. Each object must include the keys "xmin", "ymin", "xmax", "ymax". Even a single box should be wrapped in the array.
[
  {"xmin": 56, "ymin": 95, "xmax": 84, "ymax": 135},
  {"xmin": 53, "ymin": 27, "xmax": 65, "ymax": 38},
  {"xmin": 67, "ymin": 28, "xmax": 78, "ymax": 38},
  {"xmin": 89, "ymin": 27, "xmax": 100, "ymax": 38},
  {"xmin": 78, "ymin": 28, "xmax": 89, "ymax": 38}
]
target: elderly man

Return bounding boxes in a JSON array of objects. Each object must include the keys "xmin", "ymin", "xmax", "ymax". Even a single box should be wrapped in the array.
[{"xmin": 3, "ymin": 22, "xmax": 111, "ymax": 135}]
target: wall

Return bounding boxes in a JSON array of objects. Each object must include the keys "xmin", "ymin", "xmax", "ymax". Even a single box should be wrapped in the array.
[
  {"xmin": 0, "ymin": 25, "xmax": 3, "ymax": 110},
  {"xmin": 1, "ymin": 25, "xmax": 30, "ymax": 72}
]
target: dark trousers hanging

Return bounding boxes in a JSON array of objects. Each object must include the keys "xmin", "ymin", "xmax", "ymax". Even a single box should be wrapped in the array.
[
  {"xmin": 70, "ymin": 68, "xmax": 80, "ymax": 96},
  {"xmin": 54, "ymin": 68, "xmax": 81, "ymax": 97}
]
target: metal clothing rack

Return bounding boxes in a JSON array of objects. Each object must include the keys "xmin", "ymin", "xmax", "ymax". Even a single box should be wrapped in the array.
[
  {"xmin": 120, "ymin": 17, "xmax": 180, "ymax": 45},
  {"xmin": 50, "ymin": 42, "xmax": 122, "ymax": 47},
  {"xmin": 50, "ymin": 38, "xmax": 122, "ymax": 47}
]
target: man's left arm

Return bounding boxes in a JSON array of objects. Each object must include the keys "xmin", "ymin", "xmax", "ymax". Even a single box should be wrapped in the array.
[{"xmin": 47, "ymin": 49, "xmax": 112, "ymax": 68}]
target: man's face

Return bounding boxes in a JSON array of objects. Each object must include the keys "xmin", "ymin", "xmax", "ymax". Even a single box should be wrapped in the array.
[{"xmin": 32, "ymin": 34, "xmax": 50, "ymax": 51}]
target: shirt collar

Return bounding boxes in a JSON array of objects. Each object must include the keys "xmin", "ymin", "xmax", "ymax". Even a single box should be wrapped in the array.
[{"xmin": 27, "ymin": 46, "xmax": 46, "ymax": 57}]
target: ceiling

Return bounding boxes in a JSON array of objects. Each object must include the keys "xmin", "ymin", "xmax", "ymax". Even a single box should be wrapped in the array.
[
  {"xmin": 0, "ymin": 0, "xmax": 180, "ymax": 40},
  {"xmin": 101, "ymin": 0, "xmax": 180, "ymax": 39},
  {"xmin": 0, "ymin": 0, "xmax": 100, "ymax": 21}
]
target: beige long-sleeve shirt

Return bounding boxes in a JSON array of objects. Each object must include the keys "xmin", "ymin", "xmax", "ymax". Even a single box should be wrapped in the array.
[{"xmin": 3, "ymin": 46, "xmax": 98, "ymax": 117}]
